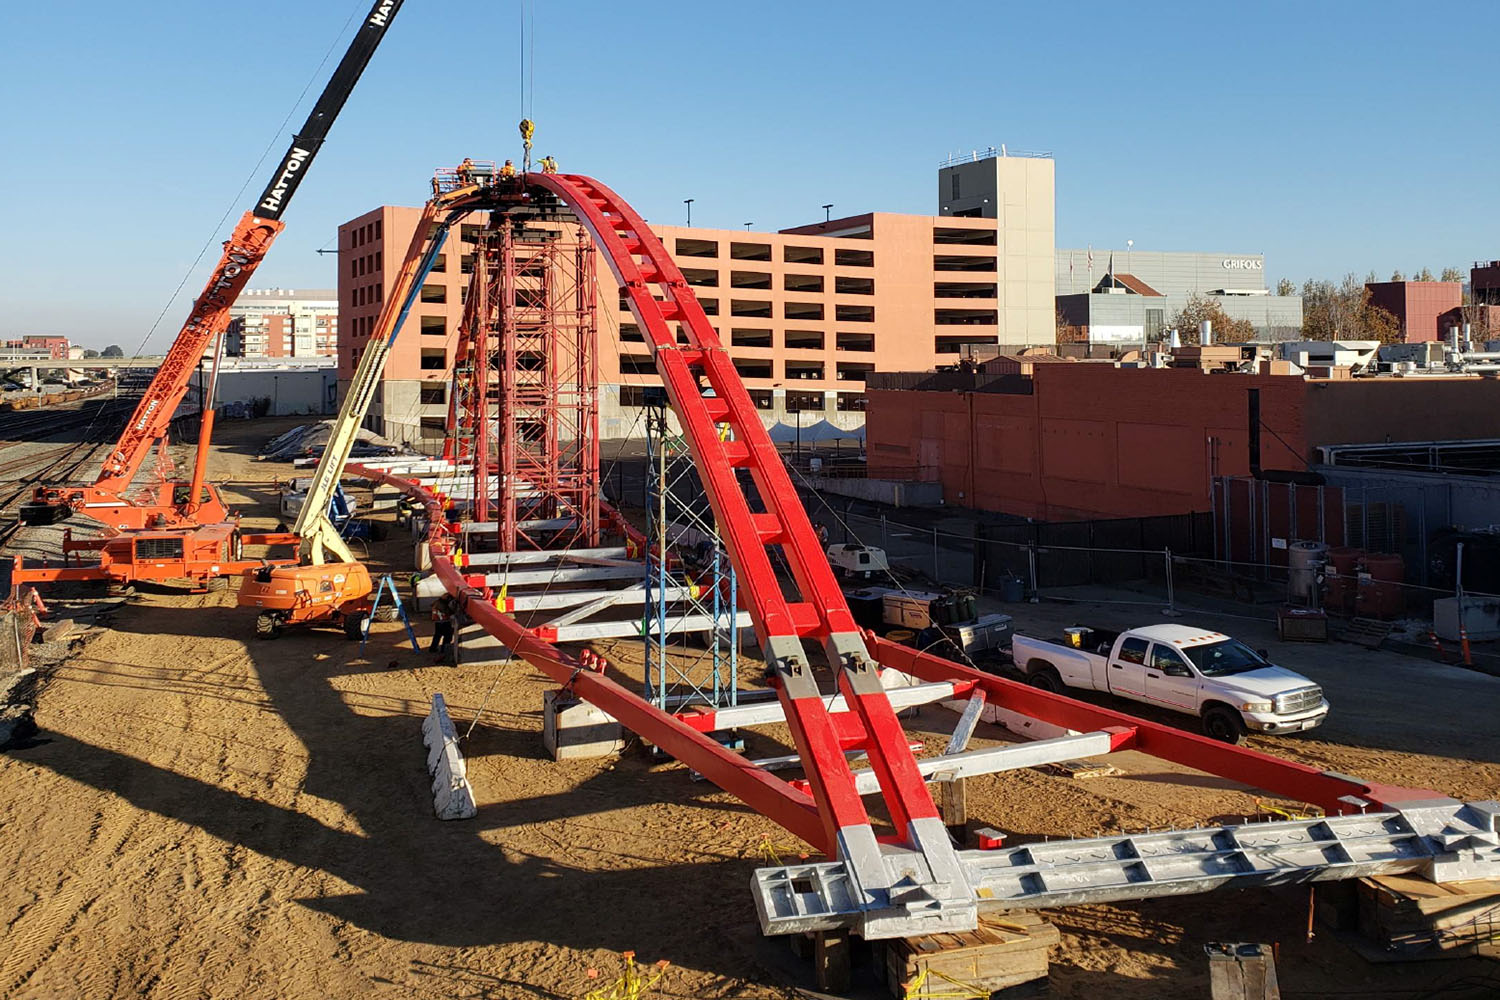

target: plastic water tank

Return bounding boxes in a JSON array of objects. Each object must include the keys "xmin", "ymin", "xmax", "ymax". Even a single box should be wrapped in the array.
[
  {"xmin": 1325, "ymin": 546, "xmax": 1363, "ymax": 613},
  {"xmin": 1355, "ymin": 553, "xmax": 1405, "ymax": 619},
  {"xmin": 1287, "ymin": 541, "xmax": 1327, "ymax": 605}
]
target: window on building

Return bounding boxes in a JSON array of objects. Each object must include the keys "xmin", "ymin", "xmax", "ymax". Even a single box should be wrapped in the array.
[
  {"xmin": 834, "ymin": 248, "xmax": 874, "ymax": 267},
  {"xmin": 933, "ymin": 227, "xmax": 996, "ymax": 246},
  {"xmin": 933, "ymin": 254, "xmax": 996, "ymax": 272},
  {"xmin": 836, "ymin": 304, "xmax": 874, "ymax": 323},
  {"xmin": 934, "ymin": 281, "xmax": 997, "ymax": 298},
  {"xmin": 729, "ymin": 242, "xmax": 772, "ymax": 261},
  {"xmin": 419, "ymin": 348, "xmax": 447, "ymax": 370},
  {"xmin": 836, "ymin": 362, "xmax": 874, "ymax": 382},
  {"xmin": 420, "ymin": 284, "xmax": 445, "ymax": 304},
  {"xmin": 420, "ymin": 316, "xmax": 445, "ymax": 336},
  {"xmin": 934, "ymin": 335, "xmax": 998, "ymax": 353},
  {"xmin": 836, "ymin": 332, "xmax": 874, "ymax": 352},
  {"xmin": 784, "ymin": 273, "xmax": 824, "ymax": 293},
  {"xmin": 620, "ymin": 323, "xmax": 644, "ymax": 343},
  {"xmin": 835, "ymin": 276, "xmax": 874, "ymax": 295},
  {"xmin": 784, "ymin": 330, "xmax": 824, "ymax": 350},
  {"xmin": 786, "ymin": 391, "xmax": 824, "ymax": 412},
  {"xmin": 730, "ymin": 299, "xmax": 771, "ymax": 318},
  {"xmin": 429, "ymin": 254, "xmax": 446, "ymax": 273},
  {"xmin": 730, "ymin": 328, "xmax": 772, "ymax": 348},
  {"xmin": 675, "ymin": 238, "xmax": 717, "ymax": 258},
  {"xmin": 785, "ymin": 361, "xmax": 824, "ymax": 381},
  {"xmin": 748, "ymin": 389, "xmax": 774, "ymax": 410},
  {"xmin": 419, "ymin": 385, "xmax": 447, "ymax": 405},
  {"xmin": 680, "ymin": 267, "xmax": 718, "ymax": 287},
  {"xmin": 732, "ymin": 358, "xmax": 772, "ymax": 380},
  {"xmin": 934, "ymin": 308, "xmax": 996, "ymax": 326},
  {"xmin": 419, "ymin": 417, "xmax": 447, "ymax": 439},
  {"xmin": 729, "ymin": 270, "xmax": 772, "ymax": 290},
  {"xmin": 950, "ymin": 173, "xmax": 960, "ymax": 200},
  {"xmin": 837, "ymin": 392, "xmax": 867, "ymax": 412},
  {"xmin": 784, "ymin": 301, "xmax": 824, "ymax": 321},
  {"xmin": 460, "ymin": 224, "xmax": 483, "ymax": 243},
  {"xmin": 618, "ymin": 353, "xmax": 655, "ymax": 375},
  {"xmin": 784, "ymin": 245, "xmax": 823, "ymax": 265}
]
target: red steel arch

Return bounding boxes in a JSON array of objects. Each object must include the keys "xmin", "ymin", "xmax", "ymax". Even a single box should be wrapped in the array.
[{"xmin": 379, "ymin": 171, "xmax": 1446, "ymax": 940}]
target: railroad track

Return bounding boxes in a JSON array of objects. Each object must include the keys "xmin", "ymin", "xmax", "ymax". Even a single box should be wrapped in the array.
[
  {"xmin": 0, "ymin": 395, "xmax": 137, "ymax": 443},
  {"xmin": 0, "ymin": 433, "xmax": 116, "ymax": 549}
]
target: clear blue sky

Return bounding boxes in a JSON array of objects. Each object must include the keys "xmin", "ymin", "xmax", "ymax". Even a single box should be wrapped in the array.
[{"xmin": 1, "ymin": 0, "xmax": 1493, "ymax": 350}]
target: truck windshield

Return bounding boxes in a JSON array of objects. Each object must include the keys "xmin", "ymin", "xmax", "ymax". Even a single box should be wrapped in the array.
[{"xmin": 1182, "ymin": 639, "xmax": 1268, "ymax": 677}]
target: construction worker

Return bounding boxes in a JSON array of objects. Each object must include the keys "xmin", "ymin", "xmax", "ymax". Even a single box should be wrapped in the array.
[
  {"xmin": 541, "ymin": 154, "xmax": 558, "ymax": 174},
  {"xmin": 499, "ymin": 159, "xmax": 517, "ymax": 181},
  {"xmin": 458, "ymin": 157, "xmax": 475, "ymax": 185},
  {"xmin": 430, "ymin": 592, "xmax": 458, "ymax": 661}
]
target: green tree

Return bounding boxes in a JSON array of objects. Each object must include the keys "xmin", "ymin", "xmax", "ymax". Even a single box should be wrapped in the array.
[
  {"xmin": 1275, "ymin": 277, "xmax": 1295, "ymax": 296},
  {"xmin": 1390, "ymin": 269, "xmax": 1405, "ymax": 282},
  {"xmin": 1170, "ymin": 294, "xmax": 1256, "ymax": 344},
  {"xmin": 1415, "ymin": 267, "xmax": 1435, "ymax": 282},
  {"xmin": 82, "ymin": 348, "xmax": 100, "ymax": 359},
  {"xmin": 1440, "ymin": 266, "xmax": 1464, "ymax": 283},
  {"xmin": 101, "ymin": 344, "xmax": 124, "ymax": 358}
]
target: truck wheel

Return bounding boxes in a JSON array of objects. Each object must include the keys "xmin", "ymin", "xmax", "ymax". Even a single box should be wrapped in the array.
[
  {"xmin": 1027, "ymin": 667, "xmax": 1063, "ymax": 694},
  {"xmin": 342, "ymin": 611, "xmax": 368, "ymax": 640},
  {"xmin": 255, "ymin": 613, "xmax": 282, "ymax": 640},
  {"xmin": 1202, "ymin": 706, "xmax": 1247, "ymax": 744}
]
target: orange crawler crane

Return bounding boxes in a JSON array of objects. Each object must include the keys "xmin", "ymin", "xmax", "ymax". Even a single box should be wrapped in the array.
[{"xmin": 11, "ymin": 1, "xmax": 407, "ymax": 591}]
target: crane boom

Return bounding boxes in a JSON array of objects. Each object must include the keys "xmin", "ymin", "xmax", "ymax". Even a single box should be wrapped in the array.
[{"xmin": 25, "ymin": 0, "xmax": 406, "ymax": 530}]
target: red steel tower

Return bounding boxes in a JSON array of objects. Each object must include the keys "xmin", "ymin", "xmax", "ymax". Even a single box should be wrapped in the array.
[{"xmin": 448, "ymin": 219, "xmax": 601, "ymax": 550}]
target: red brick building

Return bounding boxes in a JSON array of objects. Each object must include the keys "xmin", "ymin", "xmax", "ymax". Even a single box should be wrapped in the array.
[
  {"xmin": 1364, "ymin": 280, "xmax": 1463, "ymax": 343},
  {"xmin": 2, "ymin": 336, "xmax": 69, "ymax": 359},
  {"xmin": 866, "ymin": 365, "xmax": 1500, "ymax": 520}
]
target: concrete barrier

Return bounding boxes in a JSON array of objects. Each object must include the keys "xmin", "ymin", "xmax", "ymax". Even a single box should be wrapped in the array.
[{"xmin": 421, "ymin": 693, "xmax": 477, "ymax": 820}]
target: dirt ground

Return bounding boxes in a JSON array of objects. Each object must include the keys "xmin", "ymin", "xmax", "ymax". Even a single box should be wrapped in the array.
[{"xmin": 2, "ymin": 416, "xmax": 1498, "ymax": 999}]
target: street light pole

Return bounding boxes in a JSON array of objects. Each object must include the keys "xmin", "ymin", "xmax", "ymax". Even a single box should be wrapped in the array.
[
  {"xmin": 822, "ymin": 203, "xmax": 833, "ymax": 224},
  {"xmin": 684, "ymin": 198, "xmax": 694, "ymax": 226}
]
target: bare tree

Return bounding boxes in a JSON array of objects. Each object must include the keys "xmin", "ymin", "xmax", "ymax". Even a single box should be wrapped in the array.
[{"xmin": 1275, "ymin": 277, "xmax": 1295, "ymax": 296}]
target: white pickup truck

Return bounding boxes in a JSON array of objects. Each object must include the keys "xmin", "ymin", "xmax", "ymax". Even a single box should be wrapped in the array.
[{"xmin": 1011, "ymin": 623, "xmax": 1328, "ymax": 743}]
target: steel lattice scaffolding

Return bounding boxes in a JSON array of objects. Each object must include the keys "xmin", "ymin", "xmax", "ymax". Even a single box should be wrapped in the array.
[
  {"xmin": 643, "ymin": 400, "xmax": 739, "ymax": 710},
  {"xmin": 448, "ymin": 220, "xmax": 601, "ymax": 551}
]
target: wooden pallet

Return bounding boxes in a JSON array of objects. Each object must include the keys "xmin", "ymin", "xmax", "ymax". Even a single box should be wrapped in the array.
[
  {"xmin": 1339, "ymin": 617, "xmax": 1394, "ymax": 649},
  {"xmin": 1041, "ymin": 759, "xmax": 1123, "ymax": 780},
  {"xmin": 886, "ymin": 911, "xmax": 1058, "ymax": 997},
  {"xmin": 1355, "ymin": 874, "xmax": 1500, "ymax": 960}
]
